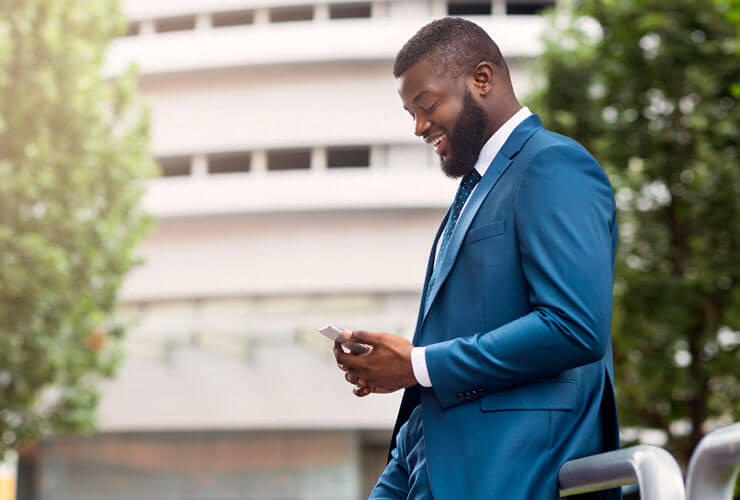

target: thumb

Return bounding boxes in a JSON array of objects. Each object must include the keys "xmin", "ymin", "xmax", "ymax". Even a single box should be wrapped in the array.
[{"xmin": 349, "ymin": 330, "xmax": 382, "ymax": 346}]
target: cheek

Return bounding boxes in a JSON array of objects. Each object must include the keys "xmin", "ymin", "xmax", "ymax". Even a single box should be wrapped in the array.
[
  {"xmin": 438, "ymin": 105, "xmax": 463, "ymax": 131},
  {"xmin": 433, "ymin": 112, "xmax": 454, "ymax": 133}
]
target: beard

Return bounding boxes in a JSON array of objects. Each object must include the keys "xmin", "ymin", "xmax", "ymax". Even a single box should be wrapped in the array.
[{"xmin": 440, "ymin": 88, "xmax": 489, "ymax": 179}]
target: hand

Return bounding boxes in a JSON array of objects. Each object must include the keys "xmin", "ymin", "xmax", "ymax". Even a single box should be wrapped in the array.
[
  {"xmin": 334, "ymin": 339, "xmax": 384, "ymax": 396},
  {"xmin": 336, "ymin": 360, "xmax": 393, "ymax": 397},
  {"xmin": 333, "ymin": 330, "xmax": 417, "ymax": 394}
]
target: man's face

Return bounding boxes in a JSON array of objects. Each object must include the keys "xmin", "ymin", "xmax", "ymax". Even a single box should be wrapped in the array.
[{"xmin": 398, "ymin": 60, "xmax": 489, "ymax": 178}]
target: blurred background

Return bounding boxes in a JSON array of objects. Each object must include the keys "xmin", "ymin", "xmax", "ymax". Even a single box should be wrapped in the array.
[{"xmin": 0, "ymin": 0, "xmax": 737, "ymax": 499}]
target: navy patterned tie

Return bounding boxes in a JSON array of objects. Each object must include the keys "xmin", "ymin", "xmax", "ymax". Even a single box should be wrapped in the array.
[{"xmin": 424, "ymin": 169, "xmax": 482, "ymax": 313}]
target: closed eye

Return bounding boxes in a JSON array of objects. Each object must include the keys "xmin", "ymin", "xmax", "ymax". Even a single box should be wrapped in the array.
[{"xmin": 422, "ymin": 102, "xmax": 439, "ymax": 113}]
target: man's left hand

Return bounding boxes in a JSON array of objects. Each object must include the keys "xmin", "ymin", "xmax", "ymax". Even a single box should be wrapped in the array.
[{"xmin": 333, "ymin": 330, "xmax": 417, "ymax": 392}]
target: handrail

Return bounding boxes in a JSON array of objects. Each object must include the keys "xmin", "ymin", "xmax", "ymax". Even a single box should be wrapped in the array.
[
  {"xmin": 558, "ymin": 445, "xmax": 686, "ymax": 499},
  {"xmin": 686, "ymin": 422, "xmax": 740, "ymax": 500}
]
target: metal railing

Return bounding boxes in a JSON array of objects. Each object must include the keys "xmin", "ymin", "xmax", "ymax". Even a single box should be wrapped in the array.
[
  {"xmin": 558, "ymin": 445, "xmax": 686, "ymax": 499},
  {"xmin": 686, "ymin": 422, "xmax": 740, "ymax": 500}
]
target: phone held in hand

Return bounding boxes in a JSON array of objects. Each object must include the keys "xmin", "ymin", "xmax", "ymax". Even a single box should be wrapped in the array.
[{"xmin": 318, "ymin": 324, "xmax": 371, "ymax": 354}]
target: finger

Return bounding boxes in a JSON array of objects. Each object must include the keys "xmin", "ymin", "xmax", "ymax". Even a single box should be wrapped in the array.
[
  {"xmin": 333, "ymin": 341, "xmax": 344, "ymax": 359},
  {"xmin": 345, "ymin": 371, "xmax": 359, "ymax": 385},
  {"xmin": 332, "ymin": 342, "xmax": 347, "ymax": 372},
  {"xmin": 353, "ymin": 385, "xmax": 372, "ymax": 397},
  {"xmin": 334, "ymin": 347, "xmax": 364, "ymax": 371},
  {"xmin": 348, "ymin": 330, "xmax": 383, "ymax": 346},
  {"xmin": 333, "ymin": 342, "xmax": 349, "ymax": 364},
  {"xmin": 377, "ymin": 387, "xmax": 396, "ymax": 394}
]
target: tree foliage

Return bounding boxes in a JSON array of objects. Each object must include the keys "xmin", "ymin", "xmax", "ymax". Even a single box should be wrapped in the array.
[
  {"xmin": 0, "ymin": 0, "xmax": 154, "ymax": 457},
  {"xmin": 529, "ymin": 0, "xmax": 740, "ymax": 463}
]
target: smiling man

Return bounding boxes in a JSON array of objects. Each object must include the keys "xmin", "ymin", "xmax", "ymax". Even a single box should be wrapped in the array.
[{"xmin": 334, "ymin": 18, "xmax": 620, "ymax": 500}]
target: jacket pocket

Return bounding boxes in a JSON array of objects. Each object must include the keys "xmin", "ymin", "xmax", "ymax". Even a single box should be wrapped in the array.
[
  {"xmin": 465, "ymin": 220, "xmax": 505, "ymax": 244},
  {"xmin": 480, "ymin": 379, "xmax": 577, "ymax": 412}
]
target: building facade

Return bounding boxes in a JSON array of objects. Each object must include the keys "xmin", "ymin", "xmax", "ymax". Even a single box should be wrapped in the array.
[{"xmin": 32, "ymin": 1, "xmax": 553, "ymax": 499}]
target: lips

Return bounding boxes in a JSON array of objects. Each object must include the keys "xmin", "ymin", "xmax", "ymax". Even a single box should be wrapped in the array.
[{"xmin": 430, "ymin": 134, "xmax": 448, "ymax": 156}]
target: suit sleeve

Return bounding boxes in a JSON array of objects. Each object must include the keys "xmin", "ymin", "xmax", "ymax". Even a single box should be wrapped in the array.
[{"xmin": 424, "ymin": 143, "xmax": 617, "ymax": 409}]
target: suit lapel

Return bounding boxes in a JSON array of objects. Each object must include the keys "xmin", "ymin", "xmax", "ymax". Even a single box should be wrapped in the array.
[
  {"xmin": 421, "ymin": 115, "xmax": 544, "ymax": 326},
  {"xmin": 412, "ymin": 209, "xmax": 449, "ymax": 345}
]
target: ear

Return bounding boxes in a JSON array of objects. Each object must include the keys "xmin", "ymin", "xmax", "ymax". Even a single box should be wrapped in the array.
[{"xmin": 470, "ymin": 61, "xmax": 494, "ymax": 96}]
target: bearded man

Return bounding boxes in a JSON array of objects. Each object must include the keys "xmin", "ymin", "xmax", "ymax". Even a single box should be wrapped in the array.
[{"xmin": 334, "ymin": 17, "xmax": 620, "ymax": 500}]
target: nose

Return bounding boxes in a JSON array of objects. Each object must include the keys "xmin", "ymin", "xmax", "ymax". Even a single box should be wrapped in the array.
[{"xmin": 414, "ymin": 115, "xmax": 431, "ymax": 138}]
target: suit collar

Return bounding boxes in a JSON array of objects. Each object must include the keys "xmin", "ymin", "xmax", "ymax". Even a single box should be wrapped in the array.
[
  {"xmin": 419, "ymin": 114, "xmax": 544, "ymax": 327},
  {"xmin": 499, "ymin": 114, "xmax": 543, "ymax": 159},
  {"xmin": 473, "ymin": 107, "xmax": 532, "ymax": 178}
]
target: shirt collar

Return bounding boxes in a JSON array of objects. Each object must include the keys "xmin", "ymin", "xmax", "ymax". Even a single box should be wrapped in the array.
[{"xmin": 473, "ymin": 106, "xmax": 532, "ymax": 177}]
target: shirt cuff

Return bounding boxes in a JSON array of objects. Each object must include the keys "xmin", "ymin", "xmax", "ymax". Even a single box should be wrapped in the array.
[{"xmin": 411, "ymin": 347, "xmax": 433, "ymax": 387}]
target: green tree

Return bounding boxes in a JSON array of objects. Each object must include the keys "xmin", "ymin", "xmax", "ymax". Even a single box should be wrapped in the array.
[
  {"xmin": 529, "ymin": 0, "xmax": 740, "ymax": 463},
  {"xmin": 0, "ymin": 0, "xmax": 154, "ymax": 458}
]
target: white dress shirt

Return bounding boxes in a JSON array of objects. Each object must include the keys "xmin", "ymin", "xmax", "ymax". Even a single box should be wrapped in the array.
[{"xmin": 411, "ymin": 106, "xmax": 532, "ymax": 388}]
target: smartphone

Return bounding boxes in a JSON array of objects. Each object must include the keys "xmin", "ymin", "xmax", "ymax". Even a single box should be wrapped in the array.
[{"xmin": 318, "ymin": 324, "xmax": 371, "ymax": 354}]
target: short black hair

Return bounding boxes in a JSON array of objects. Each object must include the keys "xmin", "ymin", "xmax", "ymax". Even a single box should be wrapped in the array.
[{"xmin": 393, "ymin": 17, "xmax": 507, "ymax": 78}]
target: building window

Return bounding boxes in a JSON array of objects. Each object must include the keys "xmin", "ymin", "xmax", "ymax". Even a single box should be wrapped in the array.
[
  {"xmin": 155, "ymin": 15, "xmax": 196, "ymax": 33},
  {"xmin": 329, "ymin": 3, "xmax": 372, "ymax": 19},
  {"xmin": 158, "ymin": 156, "xmax": 191, "ymax": 177},
  {"xmin": 506, "ymin": 0, "xmax": 554, "ymax": 15},
  {"xmin": 327, "ymin": 146, "xmax": 370, "ymax": 168},
  {"xmin": 447, "ymin": 1, "xmax": 492, "ymax": 16},
  {"xmin": 125, "ymin": 22, "xmax": 139, "ymax": 36},
  {"xmin": 212, "ymin": 10, "xmax": 255, "ymax": 28},
  {"xmin": 208, "ymin": 152, "xmax": 251, "ymax": 174},
  {"xmin": 270, "ymin": 6, "xmax": 314, "ymax": 23},
  {"xmin": 267, "ymin": 149, "xmax": 311, "ymax": 171}
]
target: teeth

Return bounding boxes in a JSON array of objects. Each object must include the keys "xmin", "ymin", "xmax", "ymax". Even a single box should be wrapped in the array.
[{"xmin": 432, "ymin": 135, "xmax": 444, "ymax": 146}]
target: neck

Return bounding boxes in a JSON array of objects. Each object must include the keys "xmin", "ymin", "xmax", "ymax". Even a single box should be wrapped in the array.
[{"xmin": 484, "ymin": 99, "xmax": 523, "ymax": 141}]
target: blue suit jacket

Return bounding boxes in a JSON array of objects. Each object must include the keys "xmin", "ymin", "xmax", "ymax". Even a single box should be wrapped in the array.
[{"xmin": 389, "ymin": 115, "xmax": 620, "ymax": 499}]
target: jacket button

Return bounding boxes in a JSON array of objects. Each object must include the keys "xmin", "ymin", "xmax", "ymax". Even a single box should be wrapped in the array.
[{"xmin": 457, "ymin": 392, "xmax": 464, "ymax": 400}]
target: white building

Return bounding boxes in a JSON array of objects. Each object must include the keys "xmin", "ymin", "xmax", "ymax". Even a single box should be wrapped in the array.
[{"xmin": 33, "ymin": 2, "xmax": 553, "ymax": 499}]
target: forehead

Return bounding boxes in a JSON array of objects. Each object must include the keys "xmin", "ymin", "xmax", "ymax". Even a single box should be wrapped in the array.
[{"xmin": 397, "ymin": 60, "xmax": 459, "ymax": 105}]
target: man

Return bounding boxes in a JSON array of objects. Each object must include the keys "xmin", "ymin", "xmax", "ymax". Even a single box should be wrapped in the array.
[{"xmin": 334, "ymin": 17, "xmax": 619, "ymax": 500}]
